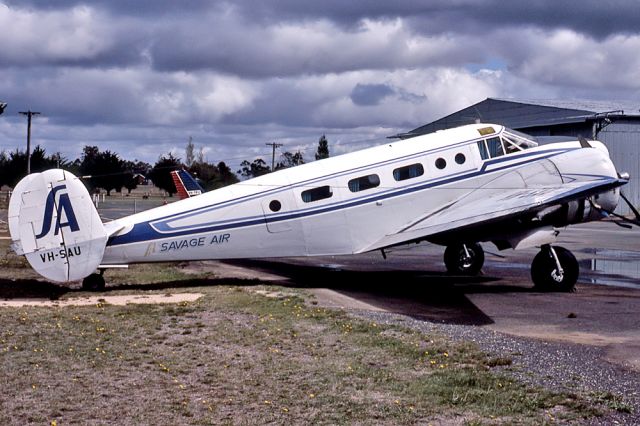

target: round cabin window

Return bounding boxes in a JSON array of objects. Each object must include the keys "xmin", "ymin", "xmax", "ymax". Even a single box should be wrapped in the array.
[
  {"xmin": 269, "ymin": 200, "xmax": 282, "ymax": 212},
  {"xmin": 455, "ymin": 153, "xmax": 466, "ymax": 164},
  {"xmin": 435, "ymin": 158, "xmax": 446, "ymax": 169}
]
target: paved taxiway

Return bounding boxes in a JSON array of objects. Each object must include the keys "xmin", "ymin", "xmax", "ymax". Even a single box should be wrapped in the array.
[{"xmin": 226, "ymin": 222, "xmax": 640, "ymax": 372}]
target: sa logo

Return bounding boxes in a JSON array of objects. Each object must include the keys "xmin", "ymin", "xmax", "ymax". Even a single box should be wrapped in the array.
[{"xmin": 35, "ymin": 184, "xmax": 80, "ymax": 239}]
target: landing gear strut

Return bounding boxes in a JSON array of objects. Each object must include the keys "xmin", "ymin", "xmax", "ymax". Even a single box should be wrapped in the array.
[
  {"xmin": 82, "ymin": 271, "xmax": 106, "ymax": 291},
  {"xmin": 444, "ymin": 243, "xmax": 484, "ymax": 275},
  {"xmin": 531, "ymin": 245, "xmax": 578, "ymax": 292}
]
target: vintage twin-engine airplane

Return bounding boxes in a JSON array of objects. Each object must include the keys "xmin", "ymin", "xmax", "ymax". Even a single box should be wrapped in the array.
[{"xmin": 8, "ymin": 123, "xmax": 631, "ymax": 291}]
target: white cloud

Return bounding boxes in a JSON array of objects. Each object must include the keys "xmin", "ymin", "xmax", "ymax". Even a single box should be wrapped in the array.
[
  {"xmin": 2, "ymin": 1, "xmax": 640, "ymax": 171},
  {"xmin": 0, "ymin": 5, "xmax": 129, "ymax": 65}
]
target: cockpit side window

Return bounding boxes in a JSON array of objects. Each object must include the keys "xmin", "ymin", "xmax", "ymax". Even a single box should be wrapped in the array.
[
  {"xmin": 477, "ymin": 140, "xmax": 489, "ymax": 160},
  {"xmin": 502, "ymin": 137, "xmax": 522, "ymax": 154},
  {"xmin": 486, "ymin": 137, "xmax": 504, "ymax": 158},
  {"xmin": 503, "ymin": 130, "xmax": 538, "ymax": 150}
]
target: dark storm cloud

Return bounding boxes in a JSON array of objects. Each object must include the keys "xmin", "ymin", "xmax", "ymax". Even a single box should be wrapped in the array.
[
  {"xmin": 233, "ymin": 0, "xmax": 640, "ymax": 39},
  {"xmin": 350, "ymin": 83, "xmax": 395, "ymax": 106},
  {"xmin": 3, "ymin": 0, "xmax": 640, "ymax": 166},
  {"xmin": 2, "ymin": 0, "xmax": 215, "ymax": 16}
]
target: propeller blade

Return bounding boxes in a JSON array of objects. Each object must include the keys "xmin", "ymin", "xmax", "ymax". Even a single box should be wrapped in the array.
[
  {"xmin": 579, "ymin": 137, "xmax": 592, "ymax": 148},
  {"xmin": 613, "ymin": 221, "xmax": 633, "ymax": 229},
  {"xmin": 620, "ymin": 192, "xmax": 640, "ymax": 222}
]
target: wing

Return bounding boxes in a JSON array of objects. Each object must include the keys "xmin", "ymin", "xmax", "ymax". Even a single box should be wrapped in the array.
[{"xmin": 362, "ymin": 165, "xmax": 626, "ymax": 252}]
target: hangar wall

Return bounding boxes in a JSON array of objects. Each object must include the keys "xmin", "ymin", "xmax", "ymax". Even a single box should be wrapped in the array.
[{"xmin": 404, "ymin": 98, "xmax": 640, "ymax": 215}]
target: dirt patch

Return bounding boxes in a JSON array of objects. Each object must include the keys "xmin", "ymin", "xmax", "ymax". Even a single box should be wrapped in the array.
[{"xmin": 0, "ymin": 292, "xmax": 203, "ymax": 308}]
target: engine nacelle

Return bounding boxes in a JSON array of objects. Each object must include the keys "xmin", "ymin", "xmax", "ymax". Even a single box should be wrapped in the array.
[{"xmin": 556, "ymin": 188, "xmax": 620, "ymax": 226}]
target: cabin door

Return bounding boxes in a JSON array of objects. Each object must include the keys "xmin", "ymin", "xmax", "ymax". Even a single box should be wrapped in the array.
[{"xmin": 260, "ymin": 184, "xmax": 299, "ymax": 234}]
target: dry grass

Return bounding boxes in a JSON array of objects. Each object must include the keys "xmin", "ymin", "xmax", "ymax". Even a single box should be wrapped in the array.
[{"xmin": 0, "ymin": 222, "xmax": 619, "ymax": 424}]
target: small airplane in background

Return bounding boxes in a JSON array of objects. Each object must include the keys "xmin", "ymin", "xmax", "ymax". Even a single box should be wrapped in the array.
[
  {"xmin": 171, "ymin": 169, "xmax": 204, "ymax": 199},
  {"xmin": 7, "ymin": 123, "xmax": 637, "ymax": 291}
]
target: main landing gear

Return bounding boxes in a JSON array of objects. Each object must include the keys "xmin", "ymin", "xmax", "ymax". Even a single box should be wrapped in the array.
[
  {"xmin": 82, "ymin": 271, "xmax": 106, "ymax": 291},
  {"xmin": 444, "ymin": 243, "xmax": 485, "ymax": 275},
  {"xmin": 444, "ymin": 242, "xmax": 578, "ymax": 292},
  {"xmin": 531, "ymin": 245, "xmax": 578, "ymax": 292}
]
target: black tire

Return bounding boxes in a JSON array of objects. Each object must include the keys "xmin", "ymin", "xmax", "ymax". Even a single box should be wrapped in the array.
[
  {"xmin": 82, "ymin": 273, "xmax": 106, "ymax": 291},
  {"xmin": 444, "ymin": 243, "xmax": 484, "ymax": 275},
  {"xmin": 531, "ymin": 246, "xmax": 578, "ymax": 292}
]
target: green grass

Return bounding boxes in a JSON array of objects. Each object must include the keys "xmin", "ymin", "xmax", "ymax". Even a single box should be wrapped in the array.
[{"xmin": 0, "ymin": 247, "xmax": 624, "ymax": 424}]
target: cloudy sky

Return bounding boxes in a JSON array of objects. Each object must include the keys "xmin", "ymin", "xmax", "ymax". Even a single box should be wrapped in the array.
[{"xmin": 1, "ymin": 1, "xmax": 640, "ymax": 171}]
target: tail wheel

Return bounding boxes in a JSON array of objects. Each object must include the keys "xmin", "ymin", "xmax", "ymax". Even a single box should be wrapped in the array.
[
  {"xmin": 444, "ymin": 243, "xmax": 484, "ymax": 275},
  {"xmin": 82, "ymin": 273, "xmax": 106, "ymax": 292},
  {"xmin": 531, "ymin": 245, "xmax": 578, "ymax": 292}
]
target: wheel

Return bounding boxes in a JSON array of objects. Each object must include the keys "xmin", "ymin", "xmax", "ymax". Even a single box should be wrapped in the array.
[
  {"xmin": 444, "ymin": 243, "xmax": 484, "ymax": 275},
  {"xmin": 531, "ymin": 246, "xmax": 578, "ymax": 292},
  {"xmin": 82, "ymin": 273, "xmax": 106, "ymax": 291}
]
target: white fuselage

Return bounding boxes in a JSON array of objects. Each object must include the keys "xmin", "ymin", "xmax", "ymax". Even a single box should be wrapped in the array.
[{"xmin": 101, "ymin": 124, "xmax": 619, "ymax": 265}]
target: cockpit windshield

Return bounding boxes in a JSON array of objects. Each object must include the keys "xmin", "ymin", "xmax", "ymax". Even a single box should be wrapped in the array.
[
  {"xmin": 476, "ymin": 127, "xmax": 539, "ymax": 161},
  {"xmin": 502, "ymin": 128, "xmax": 538, "ymax": 151}
]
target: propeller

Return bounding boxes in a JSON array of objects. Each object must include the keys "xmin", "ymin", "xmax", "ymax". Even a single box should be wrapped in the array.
[{"xmin": 591, "ymin": 191, "xmax": 640, "ymax": 228}]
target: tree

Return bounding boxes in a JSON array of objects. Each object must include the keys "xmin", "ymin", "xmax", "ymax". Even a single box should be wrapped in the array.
[
  {"xmin": 78, "ymin": 146, "xmax": 143, "ymax": 195},
  {"xmin": 237, "ymin": 158, "xmax": 270, "ymax": 179},
  {"xmin": 3, "ymin": 146, "xmax": 59, "ymax": 187},
  {"xmin": 91, "ymin": 150, "xmax": 127, "ymax": 196},
  {"xmin": 186, "ymin": 159, "xmax": 239, "ymax": 191},
  {"xmin": 215, "ymin": 161, "xmax": 238, "ymax": 187},
  {"xmin": 0, "ymin": 151, "xmax": 8, "ymax": 188},
  {"xmin": 185, "ymin": 136, "xmax": 195, "ymax": 167},
  {"xmin": 148, "ymin": 153, "xmax": 182, "ymax": 196},
  {"xmin": 275, "ymin": 151, "xmax": 305, "ymax": 170},
  {"xmin": 315, "ymin": 134, "xmax": 329, "ymax": 160},
  {"xmin": 78, "ymin": 146, "xmax": 100, "ymax": 192},
  {"xmin": 189, "ymin": 160, "xmax": 218, "ymax": 188},
  {"xmin": 122, "ymin": 159, "xmax": 152, "ymax": 194}
]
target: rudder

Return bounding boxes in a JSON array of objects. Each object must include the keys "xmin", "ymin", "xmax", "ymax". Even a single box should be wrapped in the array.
[{"xmin": 8, "ymin": 169, "xmax": 108, "ymax": 282}]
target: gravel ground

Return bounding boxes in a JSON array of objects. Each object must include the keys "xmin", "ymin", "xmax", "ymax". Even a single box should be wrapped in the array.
[{"xmin": 351, "ymin": 310, "xmax": 640, "ymax": 425}]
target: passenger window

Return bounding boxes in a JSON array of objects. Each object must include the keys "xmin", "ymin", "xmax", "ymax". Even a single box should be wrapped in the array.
[
  {"xmin": 455, "ymin": 153, "xmax": 466, "ymax": 164},
  {"xmin": 348, "ymin": 174, "xmax": 380, "ymax": 192},
  {"xmin": 435, "ymin": 158, "xmax": 446, "ymax": 169},
  {"xmin": 486, "ymin": 137, "xmax": 504, "ymax": 158},
  {"xmin": 301, "ymin": 185, "xmax": 332, "ymax": 203},
  {"xmin": 268, "ymin": 200, "xmax": 281, "ymax": 212},
  {"xmin": 393, "ymin": 163, "xmax": 424, "ymax": 181},
  {"xmin": 477, "ymin": 141, "xmax": 489, "ymax": 160}
]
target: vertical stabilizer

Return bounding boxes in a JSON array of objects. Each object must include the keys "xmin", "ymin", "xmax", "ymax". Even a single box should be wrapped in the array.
[
  {"xmin": 171, "ymin": 169, "xmax": 204, "ymax": 199},
  {"xmin": 8, "ymin": 169, "xmax": 108, "ymax": 282}
]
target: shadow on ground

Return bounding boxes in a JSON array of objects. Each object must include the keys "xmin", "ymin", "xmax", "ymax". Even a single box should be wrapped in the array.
[
  {"xmin": 0, "ymin": 259, "xmax": 536, "ymax": 326},
  {"xmin": 224, "ymin": 259, "xmax": 538, "ymax": 326}
]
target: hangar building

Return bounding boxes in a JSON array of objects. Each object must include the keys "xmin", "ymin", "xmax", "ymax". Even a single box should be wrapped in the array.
[{"xmin": 399, "ymin": 98, "xmax": 640, "ymax": 214}]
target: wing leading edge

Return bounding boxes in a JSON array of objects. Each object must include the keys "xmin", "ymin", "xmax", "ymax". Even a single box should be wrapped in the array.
[{"xmin": 363, "ymin": 172, "xmax": 626, "ymax": 253}]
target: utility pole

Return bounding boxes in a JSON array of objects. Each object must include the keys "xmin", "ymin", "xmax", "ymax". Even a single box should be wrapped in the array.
[
  {"xmin": 19, "ymin": 110, "xmax": 41, "ymax": 174},
  {"xmin": 265, "ymin": 142, "xmax": 283, "ymax": 172}
]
